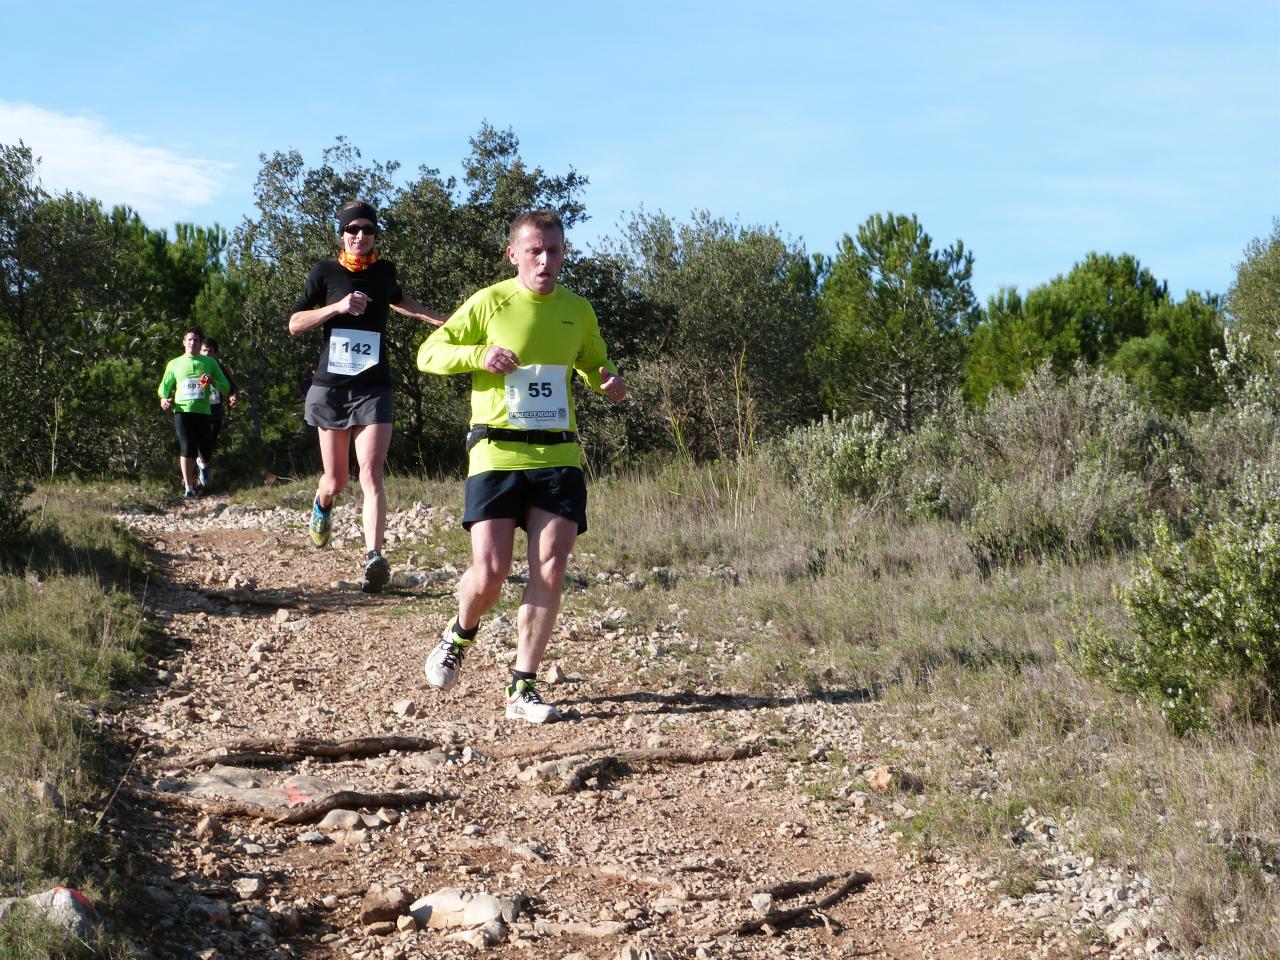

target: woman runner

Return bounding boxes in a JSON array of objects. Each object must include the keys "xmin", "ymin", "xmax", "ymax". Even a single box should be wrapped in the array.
[{"xmin": 288, "ymin": 199, "xmax": 445, "ymax": 592}]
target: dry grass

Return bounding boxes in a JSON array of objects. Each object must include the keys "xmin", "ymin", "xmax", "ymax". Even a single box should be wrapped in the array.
[
  {"xmin": 236, "ymin": 454, "xmax": 1280, "ymax": 957},
  {"xmin": 587, "ymin": 454, "xmax": 1280, "ymax": 958},
  {"xmin": 0, "ymin": 483, "xmax": 150, "ymax": 957}
]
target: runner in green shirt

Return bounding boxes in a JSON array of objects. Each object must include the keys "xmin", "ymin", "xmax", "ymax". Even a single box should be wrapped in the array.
[
  {"xmin": 418, "ymin": 209, "xmax": 627, "ymax": 723},
  {"xmin": 158, "ymin": 328, "xmax": 233, "ymax": 498}
]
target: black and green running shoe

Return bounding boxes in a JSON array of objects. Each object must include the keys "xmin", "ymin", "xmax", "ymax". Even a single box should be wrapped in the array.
[{"xmin": 505, "ymin": 677, "xmax": 559, "ymax": 724}]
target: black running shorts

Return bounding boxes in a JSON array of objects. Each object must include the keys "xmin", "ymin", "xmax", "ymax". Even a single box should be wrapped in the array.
[
  {"xmin": 463, "ymin": 467, "xmax": 588, "ymax": 534},
  {"xmin": 305, "ymin": 385, "xmax": 393, "ymax": 429}
]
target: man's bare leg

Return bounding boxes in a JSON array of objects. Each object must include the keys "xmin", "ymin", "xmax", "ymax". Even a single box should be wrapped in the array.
[
  {"xmin": 506, "ymin": 508, "xmax": 577, "ymax": 723},
  {"xmin": 515, "ymin": 508, "xmax": 578, "ymax": 672},
  {"xmin": 425, "ymin": 519, "xmax": 515, "ymax": 689}
]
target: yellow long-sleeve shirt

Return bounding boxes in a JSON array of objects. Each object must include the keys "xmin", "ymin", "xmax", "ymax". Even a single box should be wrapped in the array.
[{"xmin": 418, "ymin": 278, "xmax": 618, "ymax": 475}]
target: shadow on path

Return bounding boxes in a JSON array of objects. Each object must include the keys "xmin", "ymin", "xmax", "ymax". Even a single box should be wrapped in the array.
[{"xmin": 568, "ymin": 686, "xmax": 873, "ymax": 721}]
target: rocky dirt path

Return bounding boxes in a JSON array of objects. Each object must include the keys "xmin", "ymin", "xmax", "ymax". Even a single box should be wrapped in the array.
[{"xmin": 103, "ymin": 497, "xmax": 1044, "ymax": 960}]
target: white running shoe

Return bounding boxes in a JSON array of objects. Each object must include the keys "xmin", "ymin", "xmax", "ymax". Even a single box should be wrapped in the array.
[
  {"xmin": 425, "ymin": 623, "xmax": 470, "ymax": 690},
  {"xmin": 505, "ymin": 678, "xmax": 559, "ymax": 724}
]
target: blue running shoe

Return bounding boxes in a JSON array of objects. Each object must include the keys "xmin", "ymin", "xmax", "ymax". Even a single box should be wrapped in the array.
[{"xmin": 309, "ymin": 498, "xmax": 331, "ymax": 548}]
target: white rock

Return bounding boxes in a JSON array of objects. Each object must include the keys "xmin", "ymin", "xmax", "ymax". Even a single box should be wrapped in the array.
[
  {"xmin": 233, "ymin": 877, "xmax": 265, "ymax": 900},
  {"xmin": 445, "ymin": 919, "xmax": 507, "ymax": 947},
  {"xmin": 0, "ymin": 887, "xmax": 100, "ymax": 943},
  {"xmin": 318, "ymin": 808, "xmax": 364, "ymax": 831},
  {"xmin": 409, "ymin": 887, "xmax": 521, "ymax": 929}
]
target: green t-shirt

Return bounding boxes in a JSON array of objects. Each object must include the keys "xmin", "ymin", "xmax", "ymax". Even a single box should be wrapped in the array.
[
  {"xmin": 158, "ymin": 354, "xmax": 231, "ymax": 415},
  {"xmin": 417, "ymin": 278, "xmax": 618, "ymax": 475}
]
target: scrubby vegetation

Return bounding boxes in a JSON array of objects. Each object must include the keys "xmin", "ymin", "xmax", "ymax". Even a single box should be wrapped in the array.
[{"xmin": 0, "ymin": 486, "xmax": 154, "ymax": 958}]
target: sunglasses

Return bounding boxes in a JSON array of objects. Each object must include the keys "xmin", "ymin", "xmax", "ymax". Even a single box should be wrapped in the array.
[{"xmin": 342, "ymin": 224, "xmax": 377, "ymax": 236}]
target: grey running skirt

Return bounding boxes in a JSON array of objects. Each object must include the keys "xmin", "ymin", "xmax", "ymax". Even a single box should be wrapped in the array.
[{"xmin": 305, "ymin": 385, "xmax": 393, "ymax": 429}]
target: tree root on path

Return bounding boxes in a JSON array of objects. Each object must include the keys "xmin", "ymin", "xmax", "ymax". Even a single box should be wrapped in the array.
[
  {"xmin": 552, "ymin": 744, "xmax": 763, "ymax": 793},
  {"xmin": 194, "ymin": 588, "xmax": 317, "ymax": 611},
  {"xmin": 580, "ymin": 862, "xmax": 694, "ymax": 899},
  {"xmin": 149, "ymin": 787, "xmax": 448, "ymax": 824},
  {"xmin": 533, "ymin": 918, "xmax": 632, "ymax": 938},
  {"xmin": 753, "ymin": 873, "xmax": 842, "ymax": 899},
  {"xmin": 613, "ymin": 745, "xmax": 762, "ymax": 764},
  {"xmin": 483, "ymin": 739, "xmax": 609, "ymax": 761},
  {"xmin": 556, "ymin": 756, "xmax": 620, "ymax": 793},
  {"xmin": 184, "ymin": 735, "xmax": 444, "ymax": 768},
  {"xmin": 709, "ymin": 869, "xmax": 873, "ymax": 937}
]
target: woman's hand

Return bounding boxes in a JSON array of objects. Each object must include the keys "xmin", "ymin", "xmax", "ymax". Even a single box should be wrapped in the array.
[{"xmin": 342, "ymin": 291, "xmax": 371, "ymax": 316}]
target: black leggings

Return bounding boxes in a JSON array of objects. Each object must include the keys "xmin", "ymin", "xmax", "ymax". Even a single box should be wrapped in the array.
[{"xmin": 174, "ymin": 411, "xmax": 213, "ymax": 461}]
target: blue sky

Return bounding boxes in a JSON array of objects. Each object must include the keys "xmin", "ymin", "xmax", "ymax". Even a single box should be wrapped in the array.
[{"xmin": 3, "ymin": 0, "xmax": 1276, "ymax": 304}]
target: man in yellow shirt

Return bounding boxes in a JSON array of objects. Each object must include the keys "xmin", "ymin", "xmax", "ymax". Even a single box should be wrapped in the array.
[{"xmin": 417, "ymin": 210, "xmax": 627, "ymax": 722}]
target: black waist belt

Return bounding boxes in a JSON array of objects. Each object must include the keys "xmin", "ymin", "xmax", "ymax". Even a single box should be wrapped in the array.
[{"xmin": 466, "ymin": 426, "xmax": 577, "ymax": 452}]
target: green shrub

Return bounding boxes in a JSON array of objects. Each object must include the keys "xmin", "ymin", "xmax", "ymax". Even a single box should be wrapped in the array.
[
  {"xmin": 946, "ymin": 364, "xmax": 1187, "ymax": 566},
  {"xmin": 964, "ymin": 459, "xmax": 1149, "ymax": 570},
  {"xmin": 960, "ymin": 361, "xmax": 1185, "ymax": 492},
  {"xmin": 1074, "ymin": 471, "xmax": 1280, "ymax": 734},
  {"xmin": 1177, "ymin": 332, "xmax": 1280, "ymax": 526},
  {"xmin": 770, "ymin": 412, "xmax": 906, "ymax": 510}
]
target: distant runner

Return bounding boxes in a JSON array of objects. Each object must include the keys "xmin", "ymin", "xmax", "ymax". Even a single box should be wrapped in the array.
[
  {"xmin": 288, "ymin": 200, "xmax": 446, "ymax": 593},
  {"xmin": 158, "ymin": 328, "xmax": 234, "ymax": 498},
  {"xmin": 417, "ymin": 209, "xmax": 627, "ymax": 723},
  {"xmin": 196, "ymin": 337, "xmax": 238, "ymax": 489}
]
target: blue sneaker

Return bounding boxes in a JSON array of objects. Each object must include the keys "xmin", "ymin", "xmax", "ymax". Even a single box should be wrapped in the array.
[
  {"xmin": 309, "ymin": 498, "xmax": 331, "ymax": 548},
  {"xmin": 197, "ymin": 464, "xmax": 209, "ymax": 488}
]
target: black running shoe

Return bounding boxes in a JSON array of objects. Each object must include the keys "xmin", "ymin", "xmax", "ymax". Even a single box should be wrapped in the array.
[{"xmin": 361, "ymin": 551, "xmax": 390, "ymax": 594}]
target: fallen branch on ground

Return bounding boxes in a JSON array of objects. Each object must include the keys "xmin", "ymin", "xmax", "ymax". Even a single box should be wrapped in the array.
[
  {"xmin": 184, "ymin": 735, "xmax": 444, "ymax": 768},
  {"xmin": 710, "ymin": 869, "xmax": 873, "ymax": 937},
  {"xmin": 149, "ymin": 787, "xmax": 446, "ymax": 824}
]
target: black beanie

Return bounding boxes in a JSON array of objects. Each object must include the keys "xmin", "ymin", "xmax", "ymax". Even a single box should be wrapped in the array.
[{"xmin": 338, "ymin": 200, "xmax": 378, "ymax": 231}]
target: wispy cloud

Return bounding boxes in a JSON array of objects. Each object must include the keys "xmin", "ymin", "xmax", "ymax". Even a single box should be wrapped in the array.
[{"xmin": 0, "ymin": 101, "xmax": 230, "ymax": 227}]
